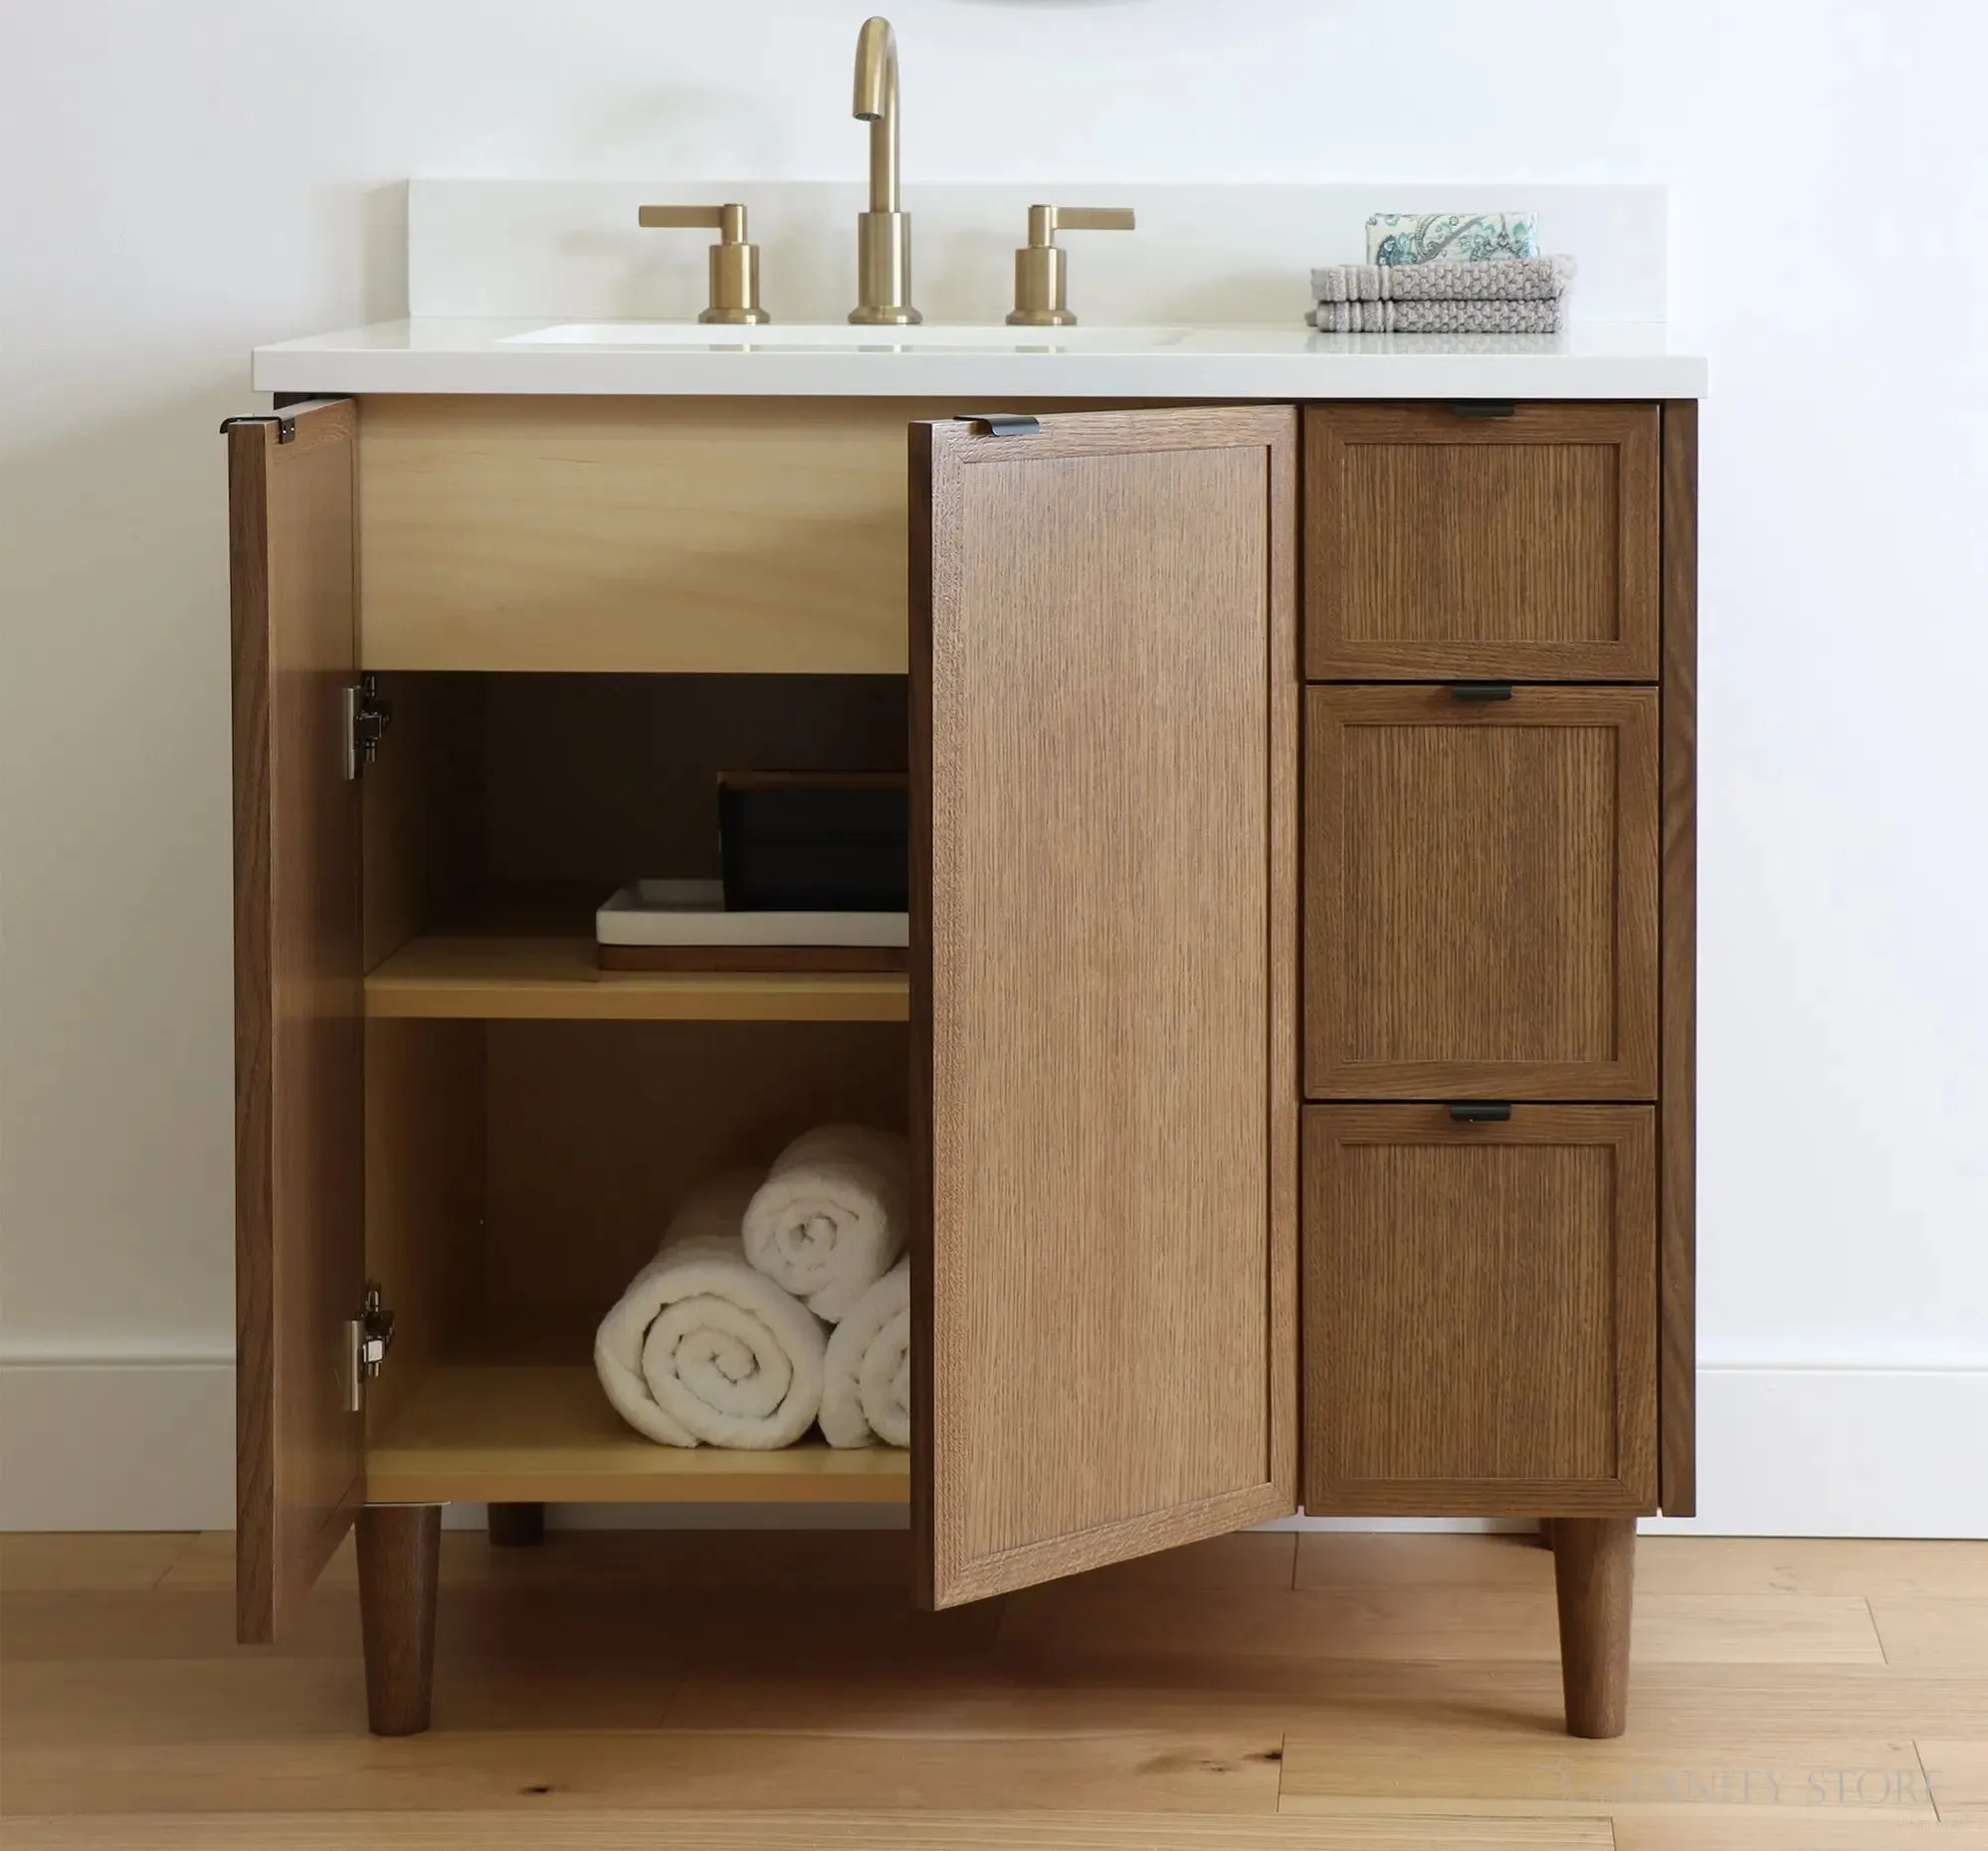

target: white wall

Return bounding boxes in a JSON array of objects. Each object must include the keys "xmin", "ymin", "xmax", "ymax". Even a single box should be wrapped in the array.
[{"xmin": 4, "ymin": 0, "xmax": 1985, "ymax": 1532}]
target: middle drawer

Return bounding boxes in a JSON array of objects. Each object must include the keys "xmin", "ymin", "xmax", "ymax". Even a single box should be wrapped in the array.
[{"xmin": 1304, "ymin": 685, "xmax": 1659, "ymax": 1100}]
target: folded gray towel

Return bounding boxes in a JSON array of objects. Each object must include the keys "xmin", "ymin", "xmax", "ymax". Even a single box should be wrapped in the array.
[
  {"xmin": 1310, "ymin": 256, "xmax": 1576, "ymax": 305},
  {"xmin": 1309, "ymin": 299, "xmax": 1563, "ymax": 334}
]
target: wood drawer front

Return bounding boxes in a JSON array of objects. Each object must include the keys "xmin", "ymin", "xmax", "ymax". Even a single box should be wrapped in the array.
[
  {"xmin": 1302, "ymin": 1104, "xmax": 1657, "ymax": 1514},
  {"xmin": 1303, "ymin": 687, "xmax": 1659, "ymax": 1100},
  {"xmin": 1303, "ymin": 403, "xmax": 1660, "ymax": 681}
]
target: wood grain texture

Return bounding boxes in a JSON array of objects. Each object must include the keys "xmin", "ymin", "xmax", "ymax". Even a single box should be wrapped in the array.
[
  {"xmin": 595, "ymin": 944, "xmax": 908, "ymax": 973},
  {"xmin": 1294, "ymin": 1533, "xmax": 1558, "ymax": 1590},
  {"xmin": 354, "ymin": 1504, "xmax": 439, "ymax": 1736},
  {"xmin": 1303, "ymin": 402, "xmax": 1661, "ymax": 681},
  {"xmin": 0, "ymin": 1535, "xmax": 198, "ymax": 1594},
  {"xmin": 357, "ymin": 396, "xmax": 964, "ymax": 673},
  {"xmin": 148, "ymin": 1527, "xmax": 917, "ymax": 1597},
  {"xmin": 481, "ymin": 672, "xmax": 907, "ymax": 891},
  {"xmin": 997, "ymin": 1585, "xmax": 1881, "ymax": 1669},
  {"xmin": 911, "ymin": 407, "xmax": 1298, "ymax": 1608},
  {"xmin": 1281, "ymin": 1731, "xmax": 1933, "ymax": 1818},
  {"xmin": 480, "ymin": 1018, "xmax": 906, "ymax": 1313},
  {"xmin": 1553, "ymin": 1516, "xmax": 1637, "ymax": 1738},
  {"xmin": 1618, "ymin": 1820, "xmax": 1987, "ymax": 1851},
  {"xmin": 3, "ymin": 1733, "xmax": 1282, "ymax": 1819},
  {"xmin": 358, "ymin": 672, "xmax": 484, "ymax": 969},
  {"xmin": 360, "ymin": 1019, "xmax": 486, "ymax": 1446},
  {"xmin": 8, "ymin": 1531, "xmax": 1978, "ymax": 1837},
  {"xmin": 1303, "ymin": 687, "xmax": 1661, "ymax": 1101},
  {"xmin": 365, "ymin": 931, "xmax": 908, "ymax": 1021},
  {"xmin": 1636, "ymin": 1538, "xmax": 1988, "ymax": 1599},
  {"xmin": 363, "ymin": 1365, "xmax": 908, "ymax": 1505},
  {"xmin": 227, "ymin": 401, "xmax": 367, "ymax": 1644},
  {"xmin": 1264, "ymin": 412, "xmax": 1302, "ymax": 1522},
  {"xmin": 669, "ymin": 1654, "xmax": 1982, "ymax": 1745},
  {"xmin": 1301, "ymin": 1106, "xmax": 1658, "ymax": 1513},
  {"xmin": 359, "ymin": 672, "xmax": 907, "ymax": 968},
  {"xmin": 1660, "ymin": 398, "xmax": 1698, "ymax": 1517},
  {"xmin": 1919, "ymin": 1740, "xmax": 1988, "ymax": 1817},
  {"xmin": 1295, "ymin": 1534, "xmax": 1988, "ymax": 1602},
  {"xmin": 0, "ymin": 1818, "xmax": 1621, "ymax": 1851},
  {"xmin": 1870, "ymin": 1599, "xmax": 1988, "ymax": 1669}
]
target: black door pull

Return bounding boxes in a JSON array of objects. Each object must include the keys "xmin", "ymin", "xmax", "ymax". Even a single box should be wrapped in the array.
[
  {"xmin": 1448, "ymin": 1103, "xmax": 1513, "ymax": 1123},
  {"xmin": 1448, "ymin": 682, "xmax": 1513, "ymax": 703}
]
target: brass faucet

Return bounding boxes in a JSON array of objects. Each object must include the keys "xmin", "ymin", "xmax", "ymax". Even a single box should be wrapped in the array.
[
  {"xmin": 850, "ymin": 17, "xmax": 919, "ymax": 324},
  {"xmin": 1008, "ymin": 205, "xmax": 1136, "ymax": 325}
]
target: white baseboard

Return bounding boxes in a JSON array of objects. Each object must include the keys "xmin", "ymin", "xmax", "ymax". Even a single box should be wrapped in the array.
[
  {"xmin": 1640, "ymin": 1365, "xmax": 1988, "ymax": 1540},
  {"xmin": 4, "ymin": 1359, "xmax": 1982, "ymax": 1537},
  {"xmin": 0, "ymin": 1357, "xmax": 234, "ymax": 1532}
]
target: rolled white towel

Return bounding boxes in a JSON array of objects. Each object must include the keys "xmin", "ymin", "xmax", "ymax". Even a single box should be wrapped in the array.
[
  {"xmin": 741, "ymin": 1125, "xmax": 909, "ymax": 1324},
  {"xmin": 820, "ymin": 1258, "xmax": 911, "ymax": 1449},
  {"xmin": 594, "ymin": 1172, "xmax": 827, "ymax": 1449}
]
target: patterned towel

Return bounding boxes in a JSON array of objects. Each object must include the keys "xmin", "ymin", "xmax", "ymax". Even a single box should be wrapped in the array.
[
  {"xmin": 1311, "ymin": 256, "xmax": 1576, "ymax": 305},
  {"xmin": 1309, "ymin": 299, "xmax": 1562, "ymax": 334},
  {"xmin": 1367, "ymin": 212, "xmax": 1538, "ymax": 266}
]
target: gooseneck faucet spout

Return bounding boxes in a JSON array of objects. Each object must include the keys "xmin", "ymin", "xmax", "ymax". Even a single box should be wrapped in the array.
[
  {"xmin": 849, "ymin": 17, "xmax": 919, "ymax": 324},
  {"xmin": 854, "ymin": 17, "xmax": 899, "ymax": 214}
]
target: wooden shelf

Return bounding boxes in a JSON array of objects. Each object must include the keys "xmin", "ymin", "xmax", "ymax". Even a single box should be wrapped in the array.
[
  {"xmin": 365, "ymin": 931, "xmax": 909, "ymax": 1023},
  {"xmin": 367, "ymin": 1364, "xmax": 909, "ymax": 1505}
]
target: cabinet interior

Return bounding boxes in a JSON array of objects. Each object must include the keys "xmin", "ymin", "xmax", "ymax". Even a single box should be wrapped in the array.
[{"xmin": 359, "ymin": 672, "xmax": 914, "ymax": 1504}]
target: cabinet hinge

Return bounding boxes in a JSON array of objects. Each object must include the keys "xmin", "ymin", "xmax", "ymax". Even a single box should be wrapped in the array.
[
  {"xmin": 218, "ymin": 412, "xmax": 298, "ymax": 443},
  {"xmin": 344, "ymin": 1282, "xmax": 396, "ymax": 1413},
  {"xmin": 343, "ymin": 674, "xmax": 392, "ymax": 780}
]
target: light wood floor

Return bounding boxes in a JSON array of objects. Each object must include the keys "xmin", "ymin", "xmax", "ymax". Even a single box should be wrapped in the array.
[{"xmin": 3, "ymin": 1529, "xmax": 1985, "ymax": 1850}]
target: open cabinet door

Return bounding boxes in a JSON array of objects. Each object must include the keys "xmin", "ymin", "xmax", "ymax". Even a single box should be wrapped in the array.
[
  {"xmin": 911, "ymin": 407, "xmax": 1298, "ymax": 1607},
  {"xmin": 226, "ymin": 400, "xmax": 366, "ymax": 1642}
]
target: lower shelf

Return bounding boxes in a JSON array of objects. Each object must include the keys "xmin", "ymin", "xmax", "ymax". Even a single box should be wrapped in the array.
[{"xmin": 367, "ymin": 1364, "xmax": 910, "ymax": 1506}]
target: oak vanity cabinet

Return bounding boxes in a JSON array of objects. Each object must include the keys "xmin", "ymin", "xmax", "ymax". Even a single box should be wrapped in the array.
[
  {"xmin": 226, "ymin": 399, "xmax": 1299, "ymax": 1729},
  {"xmin": 227, "ymin": 392, "xmax": 1694, "ymax": 1746}
]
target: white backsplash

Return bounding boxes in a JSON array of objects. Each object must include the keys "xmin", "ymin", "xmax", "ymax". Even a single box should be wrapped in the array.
[{"xmin": 409, "ymin": 180, "xmax": 1668, "ymax": 326}]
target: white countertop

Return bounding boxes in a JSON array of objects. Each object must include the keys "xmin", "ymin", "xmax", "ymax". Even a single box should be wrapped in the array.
[{"xmin": 252, "ymin": 318, "xmax": 1706, "ymax": 400}]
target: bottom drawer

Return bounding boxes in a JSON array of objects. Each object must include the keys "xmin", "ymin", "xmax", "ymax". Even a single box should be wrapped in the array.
[{"xmin": 1302, "ymin": 1104, "xmax": 1657, "ymax": 1515}]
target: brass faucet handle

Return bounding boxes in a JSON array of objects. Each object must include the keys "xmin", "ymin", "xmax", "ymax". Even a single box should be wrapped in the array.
[
  {"xmin": 1030, "ymin": 205, "xmax": 1136, "ymax": 240},
  {"xmin": 1009, "ymin": 205, "xmax": 1136, "ymax": 327},
  {"xmin": 636, "ymin": 202, "xmax": 770, "ymax": 325}
]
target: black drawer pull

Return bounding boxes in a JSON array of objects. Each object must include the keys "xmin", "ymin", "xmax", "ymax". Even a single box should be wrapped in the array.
[
  {"xmin": 1448, "ymin": 682, "xmax": 1513, "ymax": 703},
  {"xmin": 957, "ymin": 412, "xmax": 1042, "ymax": 436},
  {"xmin": 1448, "ymin": 1103, "xmax": 1512, "ymax": 1123},
  {"xmin": 1451, "ymin": 400, "xmax": 1516, "ymax": 418}
]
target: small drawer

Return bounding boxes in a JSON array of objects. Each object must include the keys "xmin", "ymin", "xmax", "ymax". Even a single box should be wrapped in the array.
[
  {"xmin": 1302, "ymin": 1103, "xmax": 1657, "ymax": 1514},
  {"xmin": 1303, "ymin": 402, "xmax": 1660, "ymax": 681},
  {"xmin": 1303, "ymin": 686, "xmax": 1659, "ymax": 1100}
]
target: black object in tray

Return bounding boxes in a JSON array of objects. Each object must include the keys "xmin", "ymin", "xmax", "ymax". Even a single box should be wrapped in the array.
[{"xmin": 718, "ymin": 772, "xmax": 910, "ymax": 913}]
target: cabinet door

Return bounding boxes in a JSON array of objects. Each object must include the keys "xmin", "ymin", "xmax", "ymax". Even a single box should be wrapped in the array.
[
  {"xmin": 910, "ymin": 408, "xmax": 1298, "ymax": 1607},
  {"xmin": 1304, "ymin": 403, "xmax": 1660, "ymax": 681},
  {"xmin": 1304, "ymin": 686, "xmax": 1660, "ymax": 1100},
  {"xmin": 226, "ymin": 400, "xmax": 367, "ymax": 1642},
  {"xmin": 1303, "ymin": 1105, "xmax": 1657, "ymax": 1514}
]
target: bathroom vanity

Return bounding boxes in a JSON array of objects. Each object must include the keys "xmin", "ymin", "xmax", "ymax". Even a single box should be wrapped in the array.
[{"xmin": 229, "ymin": 309, "xmax": 1701, "ymax": 1743}]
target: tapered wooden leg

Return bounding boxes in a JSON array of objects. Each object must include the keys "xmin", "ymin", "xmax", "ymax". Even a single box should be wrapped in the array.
[
  {"xmin": 356, "ymin": 1504, "xmax": 441, "ymax": 1737},
  {"xmin": 1552, "ymin": 1516, "xmax": 1636, "ymax": 1739},
  {"xmin": 488, "ymin": 1501, "xmax": 545, "ymax": 1547}
]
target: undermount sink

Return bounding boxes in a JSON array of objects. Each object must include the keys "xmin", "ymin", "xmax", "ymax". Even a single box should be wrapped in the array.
[{"xmin": 502, "ymin": 321, "xmax": 1192, "ymax": 353}]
